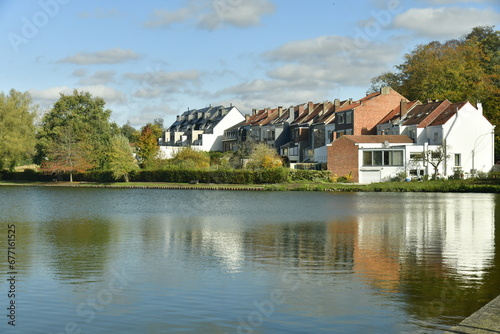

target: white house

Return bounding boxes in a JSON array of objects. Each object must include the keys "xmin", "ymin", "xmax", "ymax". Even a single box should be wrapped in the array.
[
  {"xmin": 160, "ymin": 105, "xmax": 245, "ymax": 158},
  {"xmin": 378, "ymin": 100, "xmax": 495, "ymax": 178},
  {"xmin": 328, "ymin": 100, "xmax": 495, "ymax": 183}
]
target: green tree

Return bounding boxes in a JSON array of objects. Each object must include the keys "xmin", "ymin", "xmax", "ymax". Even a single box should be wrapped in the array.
[
  {"xmin": 0, "ymin": 89, "xmax": 37, "ymax": 170},
  {"xmin": 121, "ymin": 121, "xmax": 140, "ymax": 143},
  {"xmin": 37, "ymin": 90, "xmax": 115, "ymax": 169},
  {"xmin": 136, "ymin": 124, "xmax": 159, "ymax": 168},
  {"xmin": 246, "ymin": 142, "xmax": 283, "ymax": 170},
  {"xmin": 170, "ymin": 147, "xmax": 210, "ymax": 169},
  {"xmin": 108, "ymin": 135, "xmax": 139, "ymax": 182}
]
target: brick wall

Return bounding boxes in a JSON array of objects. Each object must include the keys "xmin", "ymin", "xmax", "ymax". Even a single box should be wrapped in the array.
[
  {"xmin": 327, "ymin": 136, "xmax": 359, "ymax": 182},
  {"xmin": 354, "ymin": 89, "xmax": 407, "ymax": 135}
]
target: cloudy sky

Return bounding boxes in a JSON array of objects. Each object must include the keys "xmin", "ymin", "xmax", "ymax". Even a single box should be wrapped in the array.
[{"xmin": 1, "ymin": 0, "xmax": 499, "ymax": 128}]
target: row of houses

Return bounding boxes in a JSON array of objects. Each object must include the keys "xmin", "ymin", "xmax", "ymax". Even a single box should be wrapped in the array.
[{"xmin": 159, "ymin": 87, "xmax": 495, "ymax": 183}]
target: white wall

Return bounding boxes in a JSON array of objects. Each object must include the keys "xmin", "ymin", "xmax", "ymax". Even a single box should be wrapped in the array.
[
  {"xmin": 201, "ymin": 107, "xmax": 245, "ymax": 151},
  {"xmin": 439, "ymin": 103, "xmax": 495, "ymax": 176}
]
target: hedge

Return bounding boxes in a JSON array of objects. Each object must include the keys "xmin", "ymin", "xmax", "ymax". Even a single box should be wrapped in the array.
[
  {"xmin": 0, "ymin": 167, "xmax": 333, "ymax": 184},
  {"xmin": 289, "ymin": 170, "xmax": 331, "ymax": 182}
]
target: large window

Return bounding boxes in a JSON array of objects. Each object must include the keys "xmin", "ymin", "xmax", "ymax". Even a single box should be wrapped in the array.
[
  {"xmin": 454, "ymin": 153, "xmax": 461, "ymax": 167},
  {"xmin": 346, "ymin": 111, "xmax": 352, "ymax": 123},
  {"xmin": 337, "ymin": 113, "xmax": 345, "ymax": 124},
  {"xmin": 363, "ymin": 150, "xmax": 404, "ymax": 166}
]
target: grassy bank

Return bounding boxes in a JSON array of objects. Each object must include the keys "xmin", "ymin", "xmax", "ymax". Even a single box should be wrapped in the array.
[
  {"xmin": 2, "ymin": 179, "xmax": 500, "ymax": 193},
  {"xmin": 264, "ymin": 179, "xmax": 500, "ymax": 193}
]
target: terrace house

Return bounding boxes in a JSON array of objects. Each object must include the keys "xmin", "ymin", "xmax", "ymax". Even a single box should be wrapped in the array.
[
  {"xmin": 282, "ymin": 102, "xmax": 333, "ymax": 163},
  {"xmin": 160, "ymin": 105, "xmax": 245, "ymax": 158}
]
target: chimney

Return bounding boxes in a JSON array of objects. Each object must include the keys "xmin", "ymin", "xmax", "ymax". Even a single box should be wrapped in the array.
[
  {"xmin": 334, "ymin": 98, "xmax": 340, "ymax": 107},
  {"xmin": 380, "ymin": 87, "xmax": 391, "ymax": 95},
  {"xmin": 400, "ymin": 99, "xmax": 408, "ymax": 117},
  {"xmin": 278, "ymin": 106, "xmax": 283, "ymax": 117},
  {"xmin": 297, "ymin": 104, "xmax": 304, "ymax": 118},
  {"xmin": 477, "ymin": 101, "xmax": 483, "ymax": 114},
  {"xmin": 252, "ymin": 108, "xmax": 257, "ymax": 116},
  {"xmin": 307, "ymin": 102, "xmax": 314, "ymax": 115},
  {"xmin": 348, "ymin": 98, "xmax": 353, "ymax": 105},
  {"xmin": 245, "ymin": 114, "xmax": 251, "ymax": 121},
  {"xmin": 321, "ymin": 101, "xmax": 328, "ymax": 116},
  {"xmin": 176, "ymin": 115, "xmax": 180, "ymax": 122}
]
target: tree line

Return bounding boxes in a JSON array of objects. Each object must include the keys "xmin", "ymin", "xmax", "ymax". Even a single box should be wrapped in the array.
[
  {"xmin": 0, "ymin": 89, "xmax": 283, "ymax": 182},
  {"xmin": 370, "ymin": 25, "xmax": 500, "ymax": 157},
  {"xmin": 1, "ymin": 26, "xmax": 499, "ymax": 181}
]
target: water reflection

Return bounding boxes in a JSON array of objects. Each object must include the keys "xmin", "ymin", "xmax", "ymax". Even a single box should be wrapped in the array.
[{"xmin": 0, "ymin": 188, "xmax": 498, "ymax": 333}]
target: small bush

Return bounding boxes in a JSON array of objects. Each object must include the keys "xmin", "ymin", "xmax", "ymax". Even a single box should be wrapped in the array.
[{"xmin": 289, "ymin": 170, "xmax": 331, "ymax": 182}]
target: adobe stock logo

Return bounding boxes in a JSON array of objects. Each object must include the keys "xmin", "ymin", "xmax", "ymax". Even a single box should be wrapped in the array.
[
  {"xmin": 7, "ymin": 0, "xmax": 71, "ymax": 54},
  {"xmin": 341, "ymin": 0, "xmax": 403, "ymax": 64}
]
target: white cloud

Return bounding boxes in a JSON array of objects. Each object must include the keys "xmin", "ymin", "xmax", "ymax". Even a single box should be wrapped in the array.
[
  {"xmin": 75, "ymin": 71, "xmax": 116, "ymax": 85},
  {"xmin": 72, "ymin": 69, "xmax": 87, "ymax": 78},
  {"xmin": 124, "ymin": 70, "xmax": 201, "ymax": 98},
  {"xmin": 215, "ymin": 34, "xmax": 405, "ymax": 108},
  {"xmin": 143, "ymin": 0, "xmax": 275, "ymax": 30},
  {"xmin": 58, "ymin": 48, "xmax": 142, "ymax": 65},
  {"xmin": 394, "ymin": 7, "xmax": 500, "ymax": 38},
  {"xmin": 198, "ymin": 0, "xmax": 275, "ymax": 30},
  {"xmin": 143, "ymin": 7, "xmax": 196, "ymax": 28},
  {"xmin": 30, "ymin": 85, "xmax": 126, "ymax": 107}
]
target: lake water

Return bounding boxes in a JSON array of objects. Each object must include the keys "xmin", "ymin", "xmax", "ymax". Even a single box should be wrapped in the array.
[{"xmin": 0, "ymin": 187, "xmax": 499, "ymax": 333}]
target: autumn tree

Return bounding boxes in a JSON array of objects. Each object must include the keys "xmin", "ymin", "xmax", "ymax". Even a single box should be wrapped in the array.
[
  {"xmin": 41, "ymin": 126, "xmax": 94, "ymax": 182},
  {"xmin": 170, "ymin": 147, "xmax": 210, "ymax": 169},
  {"xmin": 37, "ymin": 90, "xmax": 116, "ymax": 169},
  {"xmin": 136, "ymin": 124, "xmax": 159, "ymax": 168},
  {"xmin": 0, "ymin": 89, "xmax": 37, "ymax": 170},
  {"xmin": 246, "ymin": 142, "xmax": 283, "ymax": 170},
  {"xmin": 108, "ymin": 135, "xmax": 139, "ymax": 182},
  {"xmin": 370, "ymin": 25, "xmax": 500, "ymax": 158}
]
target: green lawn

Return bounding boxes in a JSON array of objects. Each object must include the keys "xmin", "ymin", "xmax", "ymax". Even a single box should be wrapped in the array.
[{"xmin": 2, "ymin": 179, "xmax": 500, "ymax": 193}]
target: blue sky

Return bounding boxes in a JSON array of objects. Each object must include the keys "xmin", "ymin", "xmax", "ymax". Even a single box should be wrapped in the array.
[{"xmin": 1, "ymin": 0, "xmax": 499, "ymax": 128}]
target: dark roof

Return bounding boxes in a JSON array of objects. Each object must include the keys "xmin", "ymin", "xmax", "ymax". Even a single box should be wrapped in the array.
[
  {"xmin": 378, "ymin": 101, "xmax": 420, "ymax": 124},
  {"xmin": 338, "ymin": 135, "xmax": 414, "ymax": 144},
  {"xmin": 401, "ymin": 100, "xmax": 450, "ymax": 127},
  {"xmin": 225, "ymin": 120, "xmax": 245, "ymax": 131},
  {"xmin": 428, "ymin": 101, "xmax": 468, "ymax": 126},
  {"xmin": 167, "ymin": 105, "xmax": 235, "ymax": 132}
]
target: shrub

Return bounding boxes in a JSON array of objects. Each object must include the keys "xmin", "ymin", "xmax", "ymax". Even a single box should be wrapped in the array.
[{"xmin": 289, "ymin": 170, "xmax": 331, "ymax": 182}]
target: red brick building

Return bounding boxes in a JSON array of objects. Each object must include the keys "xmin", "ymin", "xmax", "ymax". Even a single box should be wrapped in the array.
[
  {"xmin": 327, "ymin": 135, "xmax": 414, "ymax": 182},
  {"xmin": 333, "ymin": 87, "xmax": 408, "ymax": 138}
]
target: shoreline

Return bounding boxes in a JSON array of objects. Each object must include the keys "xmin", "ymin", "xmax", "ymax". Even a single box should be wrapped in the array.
[
  {"xmin": 445, "ymin": 294, "xmax": 500, "ymax": 334},
  {"xmin": 1, "ymin": 180, "xmax": 500, "ymax": 193}
]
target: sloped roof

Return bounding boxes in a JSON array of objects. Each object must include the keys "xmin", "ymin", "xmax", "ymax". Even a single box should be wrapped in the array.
[
  {"xmin": 292, "ymin": 103, "xmax": 315, "ymax": 124},
  {"xmin": 401, "ymin": 100, "xmax": 451, "ymax": 127},
  {"xmin": 378, "ymin": 101, "xmax": 420, "ymax": 124},
  {"xmin": 167, "ymin": 105, "xmax": 235, "ymax": 132},
  {"xmin": 316, "ymin": 100, "xmax": 347, "ymax": 125},
  {"xmin": 339, "ymin": 135, "xmax": 414, "ymax": 144},
  {"xmin": 428, "ymin": 101, "xmax": 468, "ymax": 126}
]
